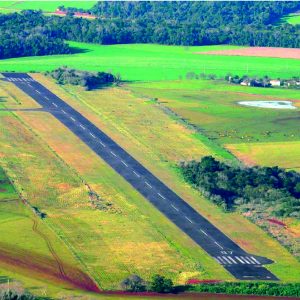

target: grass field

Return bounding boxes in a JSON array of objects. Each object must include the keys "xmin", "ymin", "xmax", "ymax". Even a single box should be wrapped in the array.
[
  {"xmin": 1, "ymin": 42, "xmax": 300, "ymax": 81},
  {"xmin": 128, "ymin": 80, "xmax": 300, "ymax": 145},
  {"xmin": 0, "ymin": 1, "xmax": 95, "ymax": 13},
  {"xmin": 281, "ymin": 13, "xmax": 300, "ymax": 25},
  {"xmin": 226, "ymin": 141, "xmax": 300, "ymax": 172},
  {"xmin": 29, "ymin": 74, "xmax": 300, "ymax": 283}
]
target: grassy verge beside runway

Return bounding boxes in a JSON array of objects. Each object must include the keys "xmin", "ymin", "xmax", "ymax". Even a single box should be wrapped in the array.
[
  {"xmin": 1, "ymin": 42, "xmax": 300, "ymax": 80},
  {"xmin": 31, "ymin": 74, "xmax": 300, "ymax": 282}
]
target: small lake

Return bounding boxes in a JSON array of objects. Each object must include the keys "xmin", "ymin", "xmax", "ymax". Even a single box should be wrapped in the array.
[{"xmin": 238, "ymin": 101, "xmax": 296, "ymax": 109}]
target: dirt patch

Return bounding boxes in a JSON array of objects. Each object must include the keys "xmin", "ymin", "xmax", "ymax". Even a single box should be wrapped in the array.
[
  {"xmin": 0, "ymin": 188, "xmax": 7, "ymax": 192},
  {"xmin": 0, "ymin": 242, "xmax": 100, "ymax": 292},
  {"xmin": 195, "ymin": 47, "xmax": 300, "ymax": 59}
]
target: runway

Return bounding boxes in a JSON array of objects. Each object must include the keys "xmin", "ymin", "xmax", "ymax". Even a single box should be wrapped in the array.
[{"xmin": 2, "ymin": 73, "xmax": 278, "ymax": 281}]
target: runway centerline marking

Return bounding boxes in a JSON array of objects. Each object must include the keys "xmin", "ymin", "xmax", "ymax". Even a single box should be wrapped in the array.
[
  {"xmin": 121, "ymin": 160, "xmax": 128, "ymax": 167},
  {"xmin": 44, "ymin": 96, "xmax": 49, "ymax": 100},
  {"xmin": 110, "ymin": 151, "xmax": 117, "ymax": 157},
  {"xmin": 200, "ymin": 229, "xmax": 208, "ymax": 236},
  {"xmin": 90, "ymin": 133, "xmax": 96, "ymax": 138},
  {"xmin": 214, "ymin": 241, "xmax": 224, "ymax": 250},
  {"xmin": 185, "ymin": 216, "xmax": 193, "ymax": 223},
  {"xmin": 70, "ymin": 117, "xmax": 76, "ymax": 122},
  {"xmin": 133, "ymin": 171, "xmax": 140, "ymax": 177},
  {"xmin": 61, "ymin": 110, "xmax": 66, "ymax": 114},
  {"xmin": 52, "ymin": 102, "xmax": 58, "ymax": 108},
  {"xmin": 145, "ymin": 181, "xmax": 152, "ymax": 188},
  {"xmin": 99, "ymin": 141, "xmax": 106, "ymax": 147},
  {"xmin": 80, "ymin": 124, "xmax": 86, "ymax": 130},
  {"xmin": 35, "ymin": 90, "xmax": 41, "ymax": 94},
  {"xmin": 171, "ymin": 204, "xmax": 179, "ymax": 211},
  {"xmin": 157, "ymin": 193, "xmax": 166, "ymax": 199}
]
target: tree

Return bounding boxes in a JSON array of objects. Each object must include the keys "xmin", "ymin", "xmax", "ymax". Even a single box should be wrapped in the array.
[
  {"xmin": 120, "ymin": 275, "xmax": 146, "ymax": 292},
  {"xmin": 150, "ymin": 274, "xmax": 174, "ymax": 293}
]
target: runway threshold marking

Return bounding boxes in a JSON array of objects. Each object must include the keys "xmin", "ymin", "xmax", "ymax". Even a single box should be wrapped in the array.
[
  {"xmin": 235, "ymin": 256, "xmax": 245, "ymax": 264},
  {"xmin": 251, "ymin": 256, "xmax": 261, "ymax": 264}
]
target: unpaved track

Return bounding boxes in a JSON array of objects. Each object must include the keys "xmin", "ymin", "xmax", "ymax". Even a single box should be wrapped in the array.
[{"xmin": 32, "ymin": 218, "xmax": 67, "ymax": 279}]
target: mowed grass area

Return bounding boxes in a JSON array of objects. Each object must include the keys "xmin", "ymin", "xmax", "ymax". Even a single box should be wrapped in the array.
[
  {"xmin": 2, "ymin": 42, "xmax": 300, "ymax": 80},
  {"xmin": 0, "ymin": 1, "xmax": 95, "ymax": 13},
  {"xmin": 128, "ymin": 80, "xmax": 300, "ymax": 145},
  {"xmin": 31, "ymin": 74, "xmax": 300, "ymax": 282},
  {"xmin": 0, "ymin": 77, "xmax": 233, "ymax": 295},
  {"xmin": 226, "ymin": 141, "xmax": 300, "ymax": 172},
  {"xmin": 280, "ymin": 13, "xmax": 300, "ymax": 25}
]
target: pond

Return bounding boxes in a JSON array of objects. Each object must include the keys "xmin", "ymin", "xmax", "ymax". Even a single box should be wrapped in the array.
[{"xmin": 238, "ymin": 101, "xmax": 296, "ymax": 109}]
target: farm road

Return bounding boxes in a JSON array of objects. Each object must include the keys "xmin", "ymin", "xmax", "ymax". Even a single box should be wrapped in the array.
[{"xmin": 2, "ymin": 73, "xmax": 278, "ymax": 281}]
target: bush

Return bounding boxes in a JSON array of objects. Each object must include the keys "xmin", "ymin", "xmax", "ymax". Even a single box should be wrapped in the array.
[
  {"xmin": 149, "ymin": 274, "xmax": 174, "ymax": 293},
  {"xmin": 120, "ymin": 275, "xmax": 146, "ymax": 292}
]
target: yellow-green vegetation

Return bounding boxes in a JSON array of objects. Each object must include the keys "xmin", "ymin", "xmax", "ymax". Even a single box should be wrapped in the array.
[
  {"xmin": 30, "ymin": 74, "xmax": 300, "ymax": 283},
  {"xmin": 226, "ymin": 141, "xmax": 300, "ymax": 172},
  {"xmin": 0, "ymin": 76, "xmax": 233, "ymax": 296}
]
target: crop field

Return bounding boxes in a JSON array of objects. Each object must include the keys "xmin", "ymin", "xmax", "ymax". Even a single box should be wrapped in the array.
[
  {"xmin": 1, "ymin": 42, "xmax": 300, "ymax": 81},
  {"xmin": 225, "ymin": 141, "xmax": 300, "ymax": 172},
  {"xmin": 27, "ymin": 74, "xmax": 300, "ymax": 283},
  {"xmin": 128, "ymin": 80, "xmax": 300, "ymax": 146},
  {"xmin": 0, "ymin": 1, "xmax": 96, "ymax": 13}
]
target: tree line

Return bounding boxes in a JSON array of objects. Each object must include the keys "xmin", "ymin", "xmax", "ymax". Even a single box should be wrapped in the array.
[
  {"xmin": 180, "ymin": 156, "xmax": 300, "ymax": 218},
  {"xmin": 1, "ymin": 2, "xmax": 300, "ymax": 59},
  {"xmin": 0, "ymin": 11, "xmax": 70, "ymax": 59}
]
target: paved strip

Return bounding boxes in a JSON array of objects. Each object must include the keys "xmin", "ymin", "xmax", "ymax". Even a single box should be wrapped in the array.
[{"xmin": 2, "ymin": 72, "xmax": 278, "ymax": 281}]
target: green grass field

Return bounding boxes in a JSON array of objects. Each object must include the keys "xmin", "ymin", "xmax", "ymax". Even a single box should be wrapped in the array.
[
  {"xmin": 226, "ymin": 141, "xmax": 300, "ymax": 172},
  {"xmin": 281, "ymin": 13, "xmax": 300, "ymax": 25},
  {"xmin": 1, "ymin": 42, "xmax": 300, "ymax": 81},
  {"xmin": 0, "ymin": 1, "xmax": 95, "ymax": 13},
  {"xmin": 128, "ymin": 80, "xmax": 300, "ymax": 145}
]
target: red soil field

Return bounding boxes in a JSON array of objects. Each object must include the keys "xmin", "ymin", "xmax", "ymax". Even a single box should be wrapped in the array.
[
  {"xmin": 0, "ymin": 189, "xmax": 6, "ymax": 192},
  {"xmin": 195, "ymin": 47, "xmax": 300, "ymax": 59},
  {"xmin": 267, "ymin": 218, "xmax": 287, "ymax": 227},
  {"xmin": 0, "ymin": 242, "xmax": 100, "ymax": 292}
]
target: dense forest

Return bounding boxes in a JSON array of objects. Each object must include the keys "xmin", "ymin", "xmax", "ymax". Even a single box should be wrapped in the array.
[
  {"xmin": 46, "ymin": 67, "xmax": 115, "ymax": 90},
  {"xmin": 180, "ymin": 156, "xmax": 300, "ymax": 218},
  {"xmin": 1, "ymin": 2, "xmax": 300, "ymax": 59},
  {"xmin": 0, "ymin": 11, "xmax": 70, "ymax": 59}
]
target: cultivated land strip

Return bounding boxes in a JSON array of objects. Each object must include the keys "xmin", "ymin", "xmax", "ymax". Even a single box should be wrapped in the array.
[{"xmin": 2, "ymin": 73, "xmax": 278, "ymax": 281}]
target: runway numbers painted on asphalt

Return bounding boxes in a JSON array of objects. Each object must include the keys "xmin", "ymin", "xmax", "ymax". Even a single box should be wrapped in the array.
[{"xmin": 215, "ymin": 256, "xmax": 260, "ymax": 265}]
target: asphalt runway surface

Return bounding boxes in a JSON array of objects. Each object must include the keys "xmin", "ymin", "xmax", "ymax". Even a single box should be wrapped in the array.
[{"xmin": 2, "ymin": 73, "xmax": 278, "ymax": 281}]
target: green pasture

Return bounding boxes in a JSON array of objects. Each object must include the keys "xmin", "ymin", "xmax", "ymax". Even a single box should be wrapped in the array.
[
  {"xmin": 0, "ymin": 168, "xmax": 17, "ymax": 201},
  {"xmin": 281, "ymin": 13, "xmax": 300, "ymax": 25},
  {"xmin": 0, "ymin": 1, "xmax": 95, "ymax": 13},
  {"xmin": 128, "ymin": 80, "xmax": 300, "ymax": 145},
  {"xmin": 1, "ymin": 42, "xmax": 300, "ymax": 80}
]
